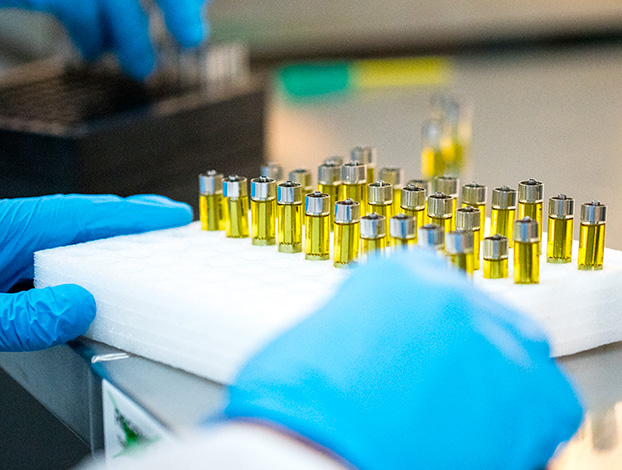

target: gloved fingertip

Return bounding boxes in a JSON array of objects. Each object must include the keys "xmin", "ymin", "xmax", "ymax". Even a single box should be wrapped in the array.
[
  {"xmin": 175, "ymin": 23, "xmax": 205, "ymax": 49},
  {"xmin": 126, "ymin": 195, "xmax": 193, "ymax": 224},
  {"xmin": 122, "ymin": 52, "xmax": 156, "ymax": 81}
]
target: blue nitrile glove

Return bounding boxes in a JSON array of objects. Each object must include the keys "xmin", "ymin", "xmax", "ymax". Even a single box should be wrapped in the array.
[
  {"xmin": 225, "ymin": 252, "xmax": 583, "ymax": 469},
  {"xmin": 0, "ymin": 0, "xmax": 208, "ymax": 79},
  {"xmin": 0, "ymin": 194, "xmax": 192, "ymax": 352}
]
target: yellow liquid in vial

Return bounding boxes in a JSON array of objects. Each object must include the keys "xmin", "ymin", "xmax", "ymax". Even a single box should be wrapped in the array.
[
  {"xmin": 448, "ymin": 252, "xmax": 474, "ymax": 277},
  {"xmin": 518, "ymin": 202, "xmax": 543, "ymax": 253},
  {"xmin": 547, "ymin": 217, "xmax": 573, "ymax": 263},
  {"xmin": 429, "ymin": 215, "xmax": 452, "ymax": 235},
  {"xmin": 251, "ymin": 199, "xmax": 276, "ymax": 246},
  {"xmin": 361, "ymin": 237, "xmax": 386, "ymax": 258},
  {"xmin": 224, "ymin": 196, "xmax": 249, "ymax": 238},
  {"xmin": 366, "ymin": 166, "xmax": 375, "ymax": 185},
  {"xmin": 472, "ymin": 228, "xmax": 481, "ymax": 270},
  {"xmin": 277, "ymin": 203, "xmax": 302, "ymax": 253},
  {"xmin": 391, "ymin": 237, "xmax": 416, "ymax": 249},
  {"xmin": 333, "ymin": 222, "xmax": 360, "ymax": 268},
  {"xmin": 421, "ymin": 146, "xmax": 445, "ymax": 180},
  {"xmin": 578, "ymin": 223, "xmax": 605, "ymax": 270},
  {"xmin": 392, "ymin": 188, "xmax": 402, "ymax": 216},
  {"xmin": 305, "ymin": 214, "xmax": 330, "ymax": 260},
  {"xmin": 318, "ymin": 183, "xmax": 340, "ymax": 229},
  {"xmin": 490, "ymin": 208, "xmax": 515, "ymax": 247},
  {"xmin": 368, "ymin": 203, "xmax": 392, "ymax": 221},
  {"xmin": 199, "ymin": 193, "xmax": 222, "ymax": 231},
  {"xmin": 402, "ymin": 208, "xmax": 424, "ymax": 238},
  {"xmin": 340, "ymin": 183, "xmax": 366, "ymax": 214},
  {"xmin": 514, "ymin": 241, "xmax": 539, "ymax": 284},
  {"xmin": 483, "ymin": 258, "xmax": 508, "ymax": 279}
]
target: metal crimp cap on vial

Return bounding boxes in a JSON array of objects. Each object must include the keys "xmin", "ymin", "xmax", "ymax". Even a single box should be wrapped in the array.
[
  {"xmin": 289, "ymin": 168, "xmax": 312, "ymax": 189},
  {"xmin": 428, "ymin": 192, "xmax": 453, "ymax": 218},
  {"xmin": 318, "ymin": 162, "xmax": 341, "ymax": 185},
  {"xmin": 483, "ymin": 234, "xmax": 509, "ymax": 260},
  {"xmin": 335, "ymin": 199, "xmax": 361, "ymax": 224},
  {"xmin": 390, "ymin": 214, "xmax": 415, "ymax": 239},
  {"xmin": 341, "ymin": 161, "xmax": 367, "ymax": 184},
  {"xmin": 518, "ymin": 178, "xmax": 544, "ymax": 203},
  {"xmin": 549, "ymin": 194, "xmax": 574, "ymax": 219},
  {"xmin": 379, "ymin": 168, "xmax": 404, "ymax": 187},
  {"xmin": 199, "ymin": 170, "xmax": 223, "ymax": 195},
  {"xmin": 360, "ymin": 213, "xmax": 386, "ymax": 238},
  {"xmin": 456, "ymin": 206, "xmax": 481, "ymax": 230},
  {"xmin": 514, "ymin": 217, "xmax": 539, "ymax": 243},
  {"xmin": 445, "ymin": 230, "xmax": 474, "ymax": 254},
  {"xmin": 491, "ymin": 186, "xmax": 517, "ymax": 209},
  {"xmin": 462, "ymin": 182, "xmax": 487, "ymax": 205},
  {"xmin": 368, "ymin": 180, "xmax": 393, "ymax": 205},
  {"xmin": 401, "ymin": 184, "xmax": 426, "ymax": 210},
  {"xmin": 434, "ymin": 175, "xmax": 459, "ymax": 197},
  {"xmin": 419, "ymin": 224, "xmax": 444, "ymax": 248},
  {"xmin": 277, "ymin": 181, "xmax": 302, "ymax": 204},
  {"xmin": 250, "ymin": 176, "xmax": 276, "ymax": 201},
  {"xmin": 324, "ymin": 155, "xmax": 344, "ymax": 166},
  {"xmin": 407, "ymin": 178, "xmax": 431, "ymax": 194},
  {"xmin": 260, "ymin": 163, "xmax": 283, "ymax": 182},
  {"xmin": 350, "ymin": 146, "xmax": 377, "ymax": 166},
  {"xmin": 223, "ymin": 175, "xmax": 248, "ymax": 198},
  {"xmin": 305, "ymin": 191, "xmax": 331, "ymax": 216},
  {"xmin": 580, "ymin": 201, "xmax": 607, "ymax": 225}
]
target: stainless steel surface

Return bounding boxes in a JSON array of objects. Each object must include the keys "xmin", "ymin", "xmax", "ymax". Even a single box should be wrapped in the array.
[
  {"xmin": 401, "ymin": 184, "xmax": 426, "ymax": 209},
  {"xmin": 446, "ymin": 229, "xmax": 474, "ymax": 253},
  {"xmin": 483, "ymin": 234, "xmax": 509, "ymax": 259},
  {"xmin": 341, "ymin": 161, "xmax": 367, "ymax": 184},
  {"xmin": 261, "ymin": 163, "xmax": 284, "ymax": 182},
  {"xmin": 514, "ymin": 216, "xmax": 539, "ymax": 242},
  {"xmin": 277, "ymin": 181, "xmax": 302, "ymax": 204},
  {"xmin": 456, "ymin": 206, "xmax": 481, "ymax": 230},
  {"xmin": 250, "ymin": 176, "xmax": 276, "ymax": 201},
  {"xmin": 492, "ymin": 186, "xmax": 517, "ymax": 209},
  {"xmin": 379, "ymin": 167, "xmax": 404, "ymax": 187},
  {"xmin": 434, "ymin": 175, "xmax": 460, "ymax": 196},
  {"xmin": 389, "ymin": 214, "xmax": 415, "ymax": 239},
  {"xmin": 199, "ymin": 171, "xmax": 223, "ymax": 195},
  {"xmin": 318, "ymin": 162, "xmax": 341, "ymax": 185},
  {"xmin": 334, "ymin": 199, "xmax": 360, "ymax": 223},
  {"xmin": 427, "ymin": 192, "xmax": 453, "ymax": 217},
  {"xmin": 549, "ymin": 194, "xmax": 575, "ymax": 219},
  {"xmin": 223, "ymin": 175, "xmax": 248, "ymax": 198},
  {"xmin": 360, "ymin": 213, "xmax": 386, "ymax": 238},
  {"xmin": 350, "ymin": 146, "xmax": 377, "ymax": 166},
  {"xmin": 368, "ymin": 180, "xmax": 393, "ymax": 204},
  {"xmin": 305, "ymin": 191, "xmax": 330, "ymax": 215},
  {"xmin": 581, "ymin": 201, "xmax": 607, "ymax": 224},
  {"xmin": 462, "ymin": 182, "xmax": 487, "ymax": 205},
  {"xmin": 518, "ymin": 178, "xmax": 544, "ymax": 203}
]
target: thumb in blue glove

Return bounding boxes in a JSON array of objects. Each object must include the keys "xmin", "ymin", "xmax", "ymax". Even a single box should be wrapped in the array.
[{"xmin": 0, "ymin": 194, "xmax": 192, "ymax": 352}]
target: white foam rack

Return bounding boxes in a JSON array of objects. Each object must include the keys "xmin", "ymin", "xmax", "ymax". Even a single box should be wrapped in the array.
[{"xmin": 35, "ymin": 221, "xmax": 622, "ymax": 385}]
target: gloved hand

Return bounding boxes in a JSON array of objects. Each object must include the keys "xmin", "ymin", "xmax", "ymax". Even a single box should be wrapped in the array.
[
  {"xmin": 0, "ymin": 0, "xmax": 208, "ymax": 79},
  {"xmin": 0, "ymin": 194, "xmax": 192, "ymax": 352},
  {"xmin": 225, "ymin": 252, "xmax": 583, "ymax": 469}
]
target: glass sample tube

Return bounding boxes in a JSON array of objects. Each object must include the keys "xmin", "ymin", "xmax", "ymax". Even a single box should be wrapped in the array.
[
  {"xmin": 360, "ymin": 213, "xmax": 387, "ymax": 259},
  {"xmin": 289, "ymin": 168, "xmax": 313, "ymax": 195},
  {"xmin": 400, "ymin": 184, "xmax": 426, "ymax": 231},
  {"xmin": 421, "ymin": 119, "xmax": 446, "ymax": 179},
  {"xmin": 427, "ymin": 192, "xmax": 453, "ymax": 234},
  {"xmin": 250, "ymin": 177, "xmax": 277, "ymax": 246},
  {"xmin": 260, "ymin": 163, "xmax": 284, "ymax": 183},
  {"xmin": 305, "ymin": 191, "xmax": 331, "ymax": 260},
  {"xmin": 277, "ymin": 181, "xmax": 303, "ymax": 253},
  {"xmin": 199, "ymin": 170, "xmax": 223, "ymax": 231},
  {"xmin": 434, "ymin": 175, "xmax": 459, "ymax": 229},
  {"xmin": 456, "ymin": 206, "xmax": 481, "ymax": 270},
  {"xmin": 514, "ymin": 217, "xmax": 539, "ymax": 284},
  {"xmin": 351, "ymin": 146, "xmax": 377, "ymax": 183},
  {"xmin": 380, "ymin": 167, "xmax": 405, "ymax": 215},
  {"xmin": 223, "ymin": 175, "xmax": 249, "ymax": 238},
  {"xmin": 407, "ymin": 178, "xmax": 431, "ymax": 223},
  {"xmin": 446, "ymin": 230, "xmax": 475, "ymax": 277},
  {"xmin": 490, "ymin": 186, "xmax": 517, "ymax": 247},
  {"xmin": 483, "ymin": 235, "xmax": 509, "ymax": 279},
  {"xmin": 547, "ymin": 194, "xmax": 574, "ymax": 264},
  {"xmin": 444, "ymin": 98, "xmax": 472, "ymax": 176},
  {"xmin": 578, "ymin": 201, "xmax": 607, "ymax": 271},
  {"xmin": 318, "ymin": 162, "xmax": 342, "ymax": 228},
  {"xmin": 390, "ymin": 214, "xmax": 416, "ymax": 249},
  {"xmin": 418, "ymin": 224, "xmax": 445, "ymax": 252},
  {"xmin": 333, "ymin": 199, "xmax": 361, "ymax": 268},
  {"xmin": 368, "ymin": 180, "xmax": 393, "ymax": 220},
  {"xmin": 518, "ymin": 179, "xmax": 544, "ymax": 254},
  {"xmin": 461, "ymin": 182, "xmax": 487, "ymax": 233},
  {"xmin": 340, "ymin": 161, "xmax": 367, "ymax": 213},
  {"xmin": 324, "ymin": 155, "xmax": 344, "ymax": 166}
]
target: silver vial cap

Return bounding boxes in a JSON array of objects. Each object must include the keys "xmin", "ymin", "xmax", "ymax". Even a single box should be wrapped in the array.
[
  {"xmin": 483, "ymin": 235, "xmax": 509, "ymax": 260},
  {"xmin": 318, "ymin": 163, "xmax": 341, "ymax": 185},
  {"xmin": 461, "ymin": 182, "xmax": 487, "ymax": 206},
  {"xmin": 407, "ymin": 178, "xmax": 431, "ymax": 195},
  {"xmin": 518, "ymin": 179, "xmax": 544, "ymax": 203},
  {"xmin": 350, "ymin": 146, "xmax": 377, "ymax": 166},
  {"xmin": 305, "ymin": 191, "xmax": 331, "ymax": 216},
  {"xmin": 277, "ymin": 181, "xmax": 302, "ymax": 204},
  {"xmin": 548, "ymin": 194, "xmax": 574, "ymax": 219},
  {"xmin": 223, "ymin": 175, "xmax": 248, "ymax": 198},
  {"xmin": 580, "ymin": 201, "xmax": 607, "ymax": 225},
  {"xmin": 341, "ymin": 161, "xmax": 367, "ymax": 185},
  {"xmin": 324, "ymin": 155, "xmax": 344, "ymax": 166},
  {"xmin": 418, "ymin": 224, "xmax": 444, "ymax": 249},
  {"xmin": 390, "ymin": 214, "xmax": 416, "ymax": 239},
  {"xmin": 250, "ymin": 176, "xmax": 276, "ymax": 201},
  {"xmin": 368, "ymin": 180, "xmax": 393, "ymax": 205},
  {"xmin": 456, "ymin": 206, "xmax": 481, "ymax": 230},
  {"xmin": 514, "ymin": 217, "xmax": 539, "ymax": 243},
  {"xmin": 434, "ymin": 175, "xmax": 459, "ymax": 197},
  {"xmin": 260, "ymin": 163, "xmax": 284, "ymax": 182},
  {"xmin": 199, "ymin": 170, "xmax": 223, "ymax": 195},
  {"xmin": 289, "ymin": 168, "xmax": 312, "ymax": 189},
  {"xmin": 334, "ymin": 199, "xmax": 361, "ymax": 224},
  {"xmin": 379, "ymin": 168, "xmax": 404, "ymax": 188},
  {"xmin": 401, "ymin": 184, "xmax": 426, "ymax": 210},
  {"xmin": 427, "ymin": 192, "xmax": 453, "ymax": 218},
  {"xmin": 445, "ymin": 230, "xmax": 474, "ymax": 254},
  {"xmin": 360, "ymin": 213, "xmax": 386, "ymax": 239},
  {"xmin": 491, "ymin": 186, "xmax": 517, "ymax": 210}
]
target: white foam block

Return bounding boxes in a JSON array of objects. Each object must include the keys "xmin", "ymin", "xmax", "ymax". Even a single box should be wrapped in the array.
[{"xmin": 34, "ymin": 222, "xmax": 622, "ymax": 384}]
